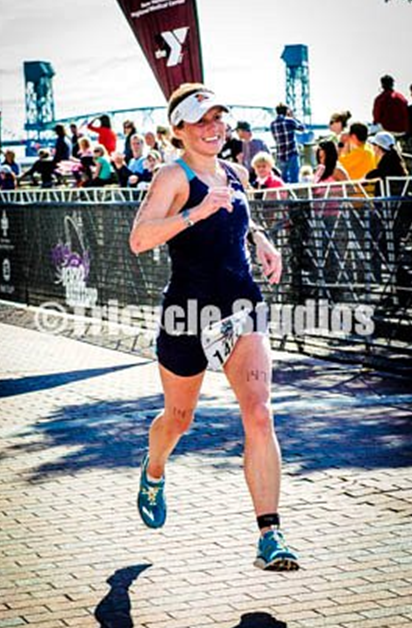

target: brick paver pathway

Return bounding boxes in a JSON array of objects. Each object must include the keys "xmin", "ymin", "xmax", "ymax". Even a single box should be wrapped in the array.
[{"xmin": 1, "ymin": 318, "xmax": 412, "ymax": 628}]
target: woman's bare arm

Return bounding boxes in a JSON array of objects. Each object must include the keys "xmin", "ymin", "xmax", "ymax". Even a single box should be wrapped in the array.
[{"xmin": 129, "ymin": 164, "xmax": 233, "ymax": 254}]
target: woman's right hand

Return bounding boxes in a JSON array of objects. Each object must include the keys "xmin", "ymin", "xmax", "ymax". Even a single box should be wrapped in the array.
[{"xmin": 195, "ymin": 187, "xmax": 233, "ymax": 221}]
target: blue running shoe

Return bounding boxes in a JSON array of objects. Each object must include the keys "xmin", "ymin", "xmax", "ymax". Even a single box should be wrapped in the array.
[
  {"xmin": 254, "ymin": 529, "xmax": 300, "ymax": 571},
  {"xmin": 137, "ymin": 455, "xmax": 166, "ymax": 529}
]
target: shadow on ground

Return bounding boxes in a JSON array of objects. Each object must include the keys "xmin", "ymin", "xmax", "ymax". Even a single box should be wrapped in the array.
[
  {"xmin": 94, "ymin": 568, "xmax": 286, "ymax": 628},
  {"xmin": 231, "ymin": 612, "xmax": 287, "ymax": 627},
  {"xmin": 273, "ymin": 360, "xmax": 412, "ymax": 398},
  {"xmin": 4, "ymin": 362, "xmax": 412, "ymax": 480},
  {"xmin": 0, "ymin": 363, "xmax": 143, "ymax": 398},
  {"xmin": 95, "ymin": 564, "xmax": 151, "ymax": 628}
]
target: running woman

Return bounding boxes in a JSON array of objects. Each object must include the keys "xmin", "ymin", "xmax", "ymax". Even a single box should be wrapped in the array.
[{"xmin": 129, "ymin": 82, "xmax": 299, "ymax": 571}]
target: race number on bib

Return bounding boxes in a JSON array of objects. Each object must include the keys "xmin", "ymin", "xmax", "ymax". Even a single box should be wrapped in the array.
[{"xmin": 201, "ymin": 309, "xmax": 251, "ymax": 371}]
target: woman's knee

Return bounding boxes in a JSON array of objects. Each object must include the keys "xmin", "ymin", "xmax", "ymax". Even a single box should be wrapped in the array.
[
  {"xmin": 164, "ymin": 405, "xmax": 195, "ymax": 435},
  {"xmin": 242, "ymin": 399, "xmax": 273, "ymax": 438}
]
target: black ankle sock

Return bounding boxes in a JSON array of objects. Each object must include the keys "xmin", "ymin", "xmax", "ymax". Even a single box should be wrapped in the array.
[{"xmin": 257, "ymin": 513, "xmax": 280, "ymax": 530}]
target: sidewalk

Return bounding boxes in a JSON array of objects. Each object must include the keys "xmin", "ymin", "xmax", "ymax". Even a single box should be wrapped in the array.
[{"xmin": 1, "ymin": 317, "xmax": 412, "ymax": 628}]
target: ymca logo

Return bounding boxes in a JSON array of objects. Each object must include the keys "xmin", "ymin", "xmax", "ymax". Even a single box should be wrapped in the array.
[{"xmin": 155, "ymin": 27, "xmax": 189, "ymax": 66}]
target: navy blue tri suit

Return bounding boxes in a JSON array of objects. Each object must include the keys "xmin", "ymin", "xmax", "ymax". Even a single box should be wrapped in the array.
[{"xmin": 156, "ymin": 158, "xmax": 264, "ymax": 376}]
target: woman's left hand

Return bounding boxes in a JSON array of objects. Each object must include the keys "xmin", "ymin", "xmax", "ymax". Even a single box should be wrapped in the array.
[{"xmin": 255, "ymin": 234, "xmax": 282, "ymax": 284}]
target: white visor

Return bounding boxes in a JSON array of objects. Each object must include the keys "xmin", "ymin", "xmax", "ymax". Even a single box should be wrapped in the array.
[{"xmin": 169, "ymin": 91, "xmax": 229, "ymax": 126}]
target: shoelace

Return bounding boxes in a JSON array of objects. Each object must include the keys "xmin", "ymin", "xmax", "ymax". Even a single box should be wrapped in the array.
[
  {"xmin": 264, "ymin": 531, "xmax": 287, "ymax": 550},
  {"xmin": 142, "ymin": 485, "xmax": 161, "ymax": 506}
]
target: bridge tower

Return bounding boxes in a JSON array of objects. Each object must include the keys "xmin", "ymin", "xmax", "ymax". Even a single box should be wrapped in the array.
[
  {"xmin": 281, "ymin": 45, "xmax": 311, "ymax": 125},
  {"xmin": 24, "ymin": 61, "xmax": 55, "ymax": 152}
]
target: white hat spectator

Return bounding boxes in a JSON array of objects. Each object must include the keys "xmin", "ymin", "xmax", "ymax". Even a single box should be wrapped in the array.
[{"xmin": 370, "ymin": 131, "xmax": 395, "ymax": 152}]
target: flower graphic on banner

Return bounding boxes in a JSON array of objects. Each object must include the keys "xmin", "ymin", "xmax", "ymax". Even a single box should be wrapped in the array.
[
  {"xmin": 51, "ymin": 215, "xmax": 97, "ymax": 307},
  {"xmin": 51, "ymin": 242, "xmax": 90, "ymax": 285}
]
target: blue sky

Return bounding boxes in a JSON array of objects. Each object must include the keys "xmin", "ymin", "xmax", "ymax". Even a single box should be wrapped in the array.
[{"xmin": 1, "ymin": 0, "xmax": 411, "ymax": 140}]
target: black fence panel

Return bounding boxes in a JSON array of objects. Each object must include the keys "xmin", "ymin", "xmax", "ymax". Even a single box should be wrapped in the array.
[
  {"xmin": 0, "ymin": 197, "xmax": 411, "ymax": 374},
  {"xmin": 0, "ymin": 205, "xmax": 27, "ymax": 304},
  {"xmin": 250, "ymin": 197, "xmax": 412, "ymax": 372},
  {"xmin": 16, "ymin": 203, "xmax": 169, "ymax": 314}
]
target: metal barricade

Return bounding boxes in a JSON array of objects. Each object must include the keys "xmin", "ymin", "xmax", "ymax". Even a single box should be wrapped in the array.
[{"xmin": 0, "ymin": 190, "xmax": 411, "ymax": 373}]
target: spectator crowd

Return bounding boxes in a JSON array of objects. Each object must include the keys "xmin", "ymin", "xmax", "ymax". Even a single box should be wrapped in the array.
[{"xmin": 1, "ymin": 74, "xmax": 411, "ymax": 193}]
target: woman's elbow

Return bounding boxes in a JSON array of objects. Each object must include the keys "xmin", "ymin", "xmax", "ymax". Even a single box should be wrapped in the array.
[
  {"xmin": 129, "ymin": 226, "xmax": 151, "ymax": 255},
  {"xmin": 129, "ymin": 231, "xmax": 143, "ymax": 255}
]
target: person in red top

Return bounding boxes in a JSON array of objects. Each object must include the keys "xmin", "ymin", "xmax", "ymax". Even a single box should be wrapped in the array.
[
  {"xmin": 372, "ymin": 75, "xmax": 409, "ymax": 135},
  {"xmin": 87, "ymin": 114, "xmax": 117, "ymax": 155},
  {"xmin": 251, "ymin": 152, "xmax": 286, "ymax": 203},
  {"xmin": 251, "ymin": 152, "xmax": 284, "ymax": 190}
]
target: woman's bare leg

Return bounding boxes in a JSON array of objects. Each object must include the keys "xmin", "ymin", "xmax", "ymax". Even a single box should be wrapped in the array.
[
  {"xmin": 224, "ymin": 333, "xmax": 281, "ymax": 527},
  {"xmin": 146, "ymin": 364, "xmax": 205, "ymax": 478}
]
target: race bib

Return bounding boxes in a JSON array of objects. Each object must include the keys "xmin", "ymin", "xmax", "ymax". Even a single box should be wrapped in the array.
[{"xmin": 201, "ymin": 309, "xmax": 251, "ymax": 371}]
